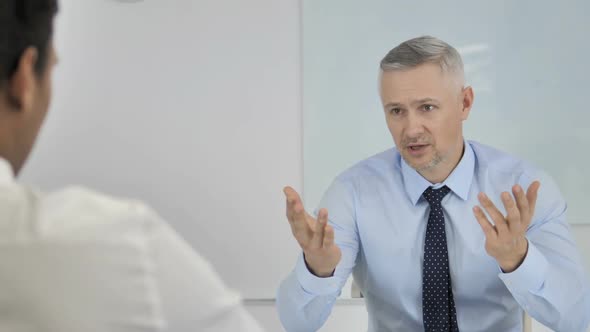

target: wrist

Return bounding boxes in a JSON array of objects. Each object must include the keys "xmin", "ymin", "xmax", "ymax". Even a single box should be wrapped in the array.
[
  {"xmin": 499, "ymin": 239, "xmax": 529, "ymax": 273},
  {"xmin": 303, "ymin": 253, "xmax": 335, "ymax": 278}
]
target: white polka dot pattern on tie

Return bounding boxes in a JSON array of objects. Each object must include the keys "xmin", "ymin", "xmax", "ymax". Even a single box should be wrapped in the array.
[{"xmin": 422, "ymin": 186, "xmax": 459, "ymax": 332}]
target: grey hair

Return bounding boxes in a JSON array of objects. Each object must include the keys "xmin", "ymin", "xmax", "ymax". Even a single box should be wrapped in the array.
[{"xmin": 380, "ymin": 36, "xmax": 464, "ymax": 80}]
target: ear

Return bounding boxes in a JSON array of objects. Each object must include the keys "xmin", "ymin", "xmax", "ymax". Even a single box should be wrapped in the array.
[
  {"xmin": 7, "ymin": 47, "xmax": 39, "ymax": 112},
  {"xmin": 460, "ymin": 86, "xmax": 474, "ymax": 121}
]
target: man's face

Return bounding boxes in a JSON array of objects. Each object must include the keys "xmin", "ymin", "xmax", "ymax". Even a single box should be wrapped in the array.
[{"xmin": 380, "ymin": 63, "xmax": 472, "ymax": 174}]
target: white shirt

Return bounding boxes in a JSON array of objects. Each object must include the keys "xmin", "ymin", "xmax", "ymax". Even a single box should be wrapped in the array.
[{"xmin": 0, "ymin": 158, "xmax": 264, "ymax": 332}]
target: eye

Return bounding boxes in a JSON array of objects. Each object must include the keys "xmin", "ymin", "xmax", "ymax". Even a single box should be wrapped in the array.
[
  {"xmin": 422, "ymin": 104, "xmax": 435, "ymax": 112},
  {"xmin": 390, "ymin": 107, "xmax": 402, "ymax": 115}
]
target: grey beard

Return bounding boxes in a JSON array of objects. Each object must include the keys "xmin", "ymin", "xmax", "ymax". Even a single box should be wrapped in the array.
[
  {"xmin": 404, "ymin": 149, "xmax": 445, "ymax": 173},
  {"xmin": 416, "ymin": 151, "xmax": 444, "ymax": 172}
]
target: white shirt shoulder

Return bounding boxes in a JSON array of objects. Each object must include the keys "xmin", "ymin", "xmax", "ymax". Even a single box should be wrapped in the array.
[{"xmin": 0, "ymin": 183, "xmax": 263, "ymax": 332}]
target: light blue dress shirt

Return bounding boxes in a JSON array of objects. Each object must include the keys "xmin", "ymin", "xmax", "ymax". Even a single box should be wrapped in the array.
[{"xmin": 277, "ymin": 140, "xmax": 590, "ymax": 332}]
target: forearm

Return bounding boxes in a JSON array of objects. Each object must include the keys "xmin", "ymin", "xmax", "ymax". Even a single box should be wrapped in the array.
[
  {"xmin": 276, "ymin": 254, "xmax": 345, "ymax": 332},
  {"xmin": 500, "ymin": 241, "xmax": 590, "ymax": 331},
  {"xmin": 276, "ymin": 272, "xmax": 339, "ymax": 331}
]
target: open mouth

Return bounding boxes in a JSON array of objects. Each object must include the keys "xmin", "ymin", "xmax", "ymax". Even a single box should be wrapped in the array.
[
  {"xmin": 406, "ymin": 144, "xmax": 429, "ymax": 154},
  {"xmin": 408, "ymin": 145, "xmax": 427, "ymax": 151}
]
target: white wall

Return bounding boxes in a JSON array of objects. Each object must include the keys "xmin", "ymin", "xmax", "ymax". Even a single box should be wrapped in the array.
[{"xmin": 21, "ymin": 0, "xmax": 301, "ymax": 299}]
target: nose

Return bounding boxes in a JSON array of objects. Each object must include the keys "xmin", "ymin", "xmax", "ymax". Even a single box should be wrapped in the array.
[{"xmin": 404, "ymin": 110, "xmax": 425, "ymax": 139}]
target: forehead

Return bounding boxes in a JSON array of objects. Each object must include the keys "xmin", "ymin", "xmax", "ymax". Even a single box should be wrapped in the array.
[{"xmin": 380, "ymin": 63, "xmax": 458, "ymax": 101}]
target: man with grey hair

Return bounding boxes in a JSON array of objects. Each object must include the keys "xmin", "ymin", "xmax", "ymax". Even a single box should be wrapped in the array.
[{"xmin": 277, "ymin": 36, "xmax": 590, "ymax": 331}]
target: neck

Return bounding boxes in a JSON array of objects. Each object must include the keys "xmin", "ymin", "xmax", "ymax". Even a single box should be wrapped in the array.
[
  {"xmin": 0, "ymin": 112, "xmax": 21, "ymax": 176},
  {"xmin": 0, "ymin": 145, "xmax": 18, "ymax": 177},
  {"xmin": 419, "ymin": 139, "xmax": 465, "ymax": 184}
]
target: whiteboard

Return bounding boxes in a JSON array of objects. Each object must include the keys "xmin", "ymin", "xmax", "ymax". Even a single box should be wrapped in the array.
[
  {"xmin": 303, "ymin": 0, "xmax": 590, "ymax": 224},
  {"xmin": 20, "ymin": 0, "xmax": 301, "ymax": 299}
]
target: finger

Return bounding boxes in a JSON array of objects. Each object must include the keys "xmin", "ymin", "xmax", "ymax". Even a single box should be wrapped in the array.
[
  {"xmin": 287, "ymin": 203, "xmax": 313, "ymax": 247},
  {"xmin": 283, "ymin": 187, "xmax": 297, "ymax": 222},
  {"xmin": 285, "ymin": 196, "xmax": 295, "ymax": 222},
  {"xmin": 473, "ymin": 205, "xmax": 498, "ymax": 240},
  {"xmin": 283, "ymin": 187, "xmax": 313, "ymax": 245},
  {"xmin": 512, "ymin": 185, "xmax": 529, "ymax": 225},
  {"xmin": 283, "ymin": 186, "xmax": 302, "ymax": 207},
  {"xmin": 323, "ymin": 224, "xmax": 335, "ymax": 249},
  {"xmin": 478, "ymin": 192, "xmax": 509, "ymax": 236},
  {"xmin": 285, "ymin": 200, "xmax": 292, "ymax": 221},
  {"xmin": 526, "ymin": 181, "xmax": 541, "ymax": 217},
  {"xmin": 284, "ymin": 186, "xmax": 306, "ymax": 223},
  {"xmin": 501, "ymin": 191, "xmax": 521, "ymax": 232},
  {"xmin": 311, "ymin": 208, "xmax": 328, "ymax": 249}
]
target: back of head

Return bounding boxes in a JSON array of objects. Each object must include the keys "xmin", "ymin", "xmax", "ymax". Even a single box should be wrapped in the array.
[
  {"xmin": 0, "ymin": 0, "xmax": 58, "ymax": 85},
  {"xmin": 0, "ymin": 0, "xmax": 58, "ymax": 175}
]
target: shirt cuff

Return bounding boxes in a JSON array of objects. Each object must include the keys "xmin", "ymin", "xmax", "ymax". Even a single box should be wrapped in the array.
[
  {"xmin": 498, "ymin": 239, "xmax": 548, "ymax": 294},
  {"xmin": 295, "ymin": 253, "xmax": 341, "ymax": 296}
]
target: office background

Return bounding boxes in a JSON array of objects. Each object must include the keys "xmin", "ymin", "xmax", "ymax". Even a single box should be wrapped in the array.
[
  {"xmin": 20, "ymin": 0, "xmax": 590, "ymax": 331},
  {"xmin": 304, "ymin": 0, "xmax": 590, "ymax": 226}
]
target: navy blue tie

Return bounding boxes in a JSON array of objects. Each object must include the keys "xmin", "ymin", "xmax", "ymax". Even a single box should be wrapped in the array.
[{"xmin": 422, "ymin": 186, "xmax": 459, "ymax": 332}]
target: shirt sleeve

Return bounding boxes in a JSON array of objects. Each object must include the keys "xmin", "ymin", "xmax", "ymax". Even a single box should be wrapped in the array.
[
  {"xmin": 276, "ymin": 176, "xmax": 360, "ymax": 332},
  {"xmin": 498, "ymin": 171, "xmax": 590, "ymax": 332},
  {"xmin": 142, "ymin": 206, "xmax": 265, "ymax": 332}
]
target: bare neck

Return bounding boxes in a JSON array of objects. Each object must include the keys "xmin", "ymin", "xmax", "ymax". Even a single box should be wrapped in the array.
[{"xmin": 0, "ymin": 105, "xmax": 22, "ymax": 176}]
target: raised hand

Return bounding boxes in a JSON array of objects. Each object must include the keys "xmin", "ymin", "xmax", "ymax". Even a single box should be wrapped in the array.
[
  {"xmin": 283, "ymin": 186, "xmax": 341, "ymax": 277},
  {"xmin": 473, "ymin": 181, "xmax": 541, "ymax": 273}
]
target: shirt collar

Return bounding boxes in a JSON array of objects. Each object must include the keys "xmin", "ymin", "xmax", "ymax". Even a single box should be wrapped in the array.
[
  {"xmin": 0, "ymin": 157, "xmax": 15, "ymax": 185},
  {"xmin": 401, "ymin": 140, "xmax": 475, "ymax": 205}
]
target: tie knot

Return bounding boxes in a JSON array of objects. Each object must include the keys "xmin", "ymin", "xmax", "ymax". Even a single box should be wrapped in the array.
[{"xmin": 423, "ymin": 185, "xmax": 450, "ymax": 206}]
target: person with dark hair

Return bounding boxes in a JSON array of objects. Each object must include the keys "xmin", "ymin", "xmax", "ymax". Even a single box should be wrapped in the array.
[{"xmin": 0, "ymin": 1, "xmax": 264, "ymax": 331}]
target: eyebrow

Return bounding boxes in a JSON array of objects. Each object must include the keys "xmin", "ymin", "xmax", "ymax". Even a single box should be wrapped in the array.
[{"xmin": 384, "ymin": 98, "xmax": 441, "ymax": 109}]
